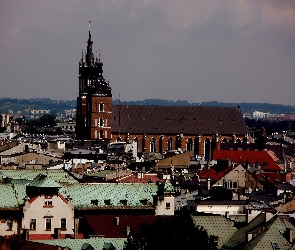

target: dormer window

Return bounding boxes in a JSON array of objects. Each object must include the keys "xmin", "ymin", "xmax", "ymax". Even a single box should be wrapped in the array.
[
  {"xmin": 140, "ymin": 199, "xmax": 147, "ymax": 205},
  {"xmin": 104, "ymin": 199, "xmax": 111, "ymax": 205},
  {"xmin": 91, "ymin": 199, "xmax": 98, "ymax": 205},
  {"xmin": 120, "ymin": 199, "xmax": 127, "ymax": 206}
]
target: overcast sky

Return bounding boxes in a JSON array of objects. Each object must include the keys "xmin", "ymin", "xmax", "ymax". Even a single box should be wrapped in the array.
[{"xmin": 0, "ymin": 0, "xmax": 295, "ymax": 105}]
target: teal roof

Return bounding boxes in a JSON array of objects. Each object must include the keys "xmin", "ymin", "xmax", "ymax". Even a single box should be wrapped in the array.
[
  {"xmin": 65, "ymin": 183, "xmax": 158, "ymax": 209},
  {"xmin": 12, "ymin": 184, "xmax": 27, "ymax": 205},
  {"xmin": 0, "ymin": 169, "xmax": 78, "ymax": 184},
  {"xmin": 28, "ymin": 174, "xmax": 62, "ymax": 188},
  {"xmin": 0, "ymin": 184, "xmax": 19, "ymax": 209},
  {"xmin": 158, "ymin": 179, "xmax": 174, "ymax": 194},
  {"xmin": 192, "ymin": 215, "xmax": 237, "ymax": 249},
  {"xmin": 32, "ymin": 238, "xmax": 126, "ymax": 250}
]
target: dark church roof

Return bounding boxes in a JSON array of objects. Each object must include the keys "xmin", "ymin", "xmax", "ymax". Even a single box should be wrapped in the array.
[{"xmin": 112, "ymin": 105, "xmax": 248, "ymax": 135}]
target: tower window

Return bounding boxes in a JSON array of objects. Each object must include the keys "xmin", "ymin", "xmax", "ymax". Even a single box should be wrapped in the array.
[
  {"xmin": 99, "ymin": 118, "xmax": 104, "ymax": 127},
  {"xmin": 99, "ymin": 103, "xmax": 104, "ymax": 112}
]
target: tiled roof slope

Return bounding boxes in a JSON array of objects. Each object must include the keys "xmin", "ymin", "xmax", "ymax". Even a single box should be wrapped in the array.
[
  {"xmin": 64, "ymin": 183, "xmax": 158, "ymax": 209},
  {"xmin": 213, "ymin": 150, "xmax": 282, "ymax": 171},
  {"xmin": 33, "ymin": 238, "xmax": 126, "ymax": 250},
  {"xmin": 0, "ymin": 184, "xmax": 19, "ymax": 209},
  {"xmin": 112, "ymin": 105, "xmax": 248, "ymax": 135},
  {"xmin": 223, "ymin": 213, "xmax": 266, "ymax": 249},
  {"xmin": 191, "ymin": 215, "xmax": 237, "ymax": 249},
  {"xmin": 0, "ymin": 169, "xmax": 78, "ymax": 184},
  {"xmin": 28, "ymin": 174, "xmax": 62, "ymax": 188},
  {"xmin": 243, "ymin": 216, "xmax": 295, "ymax": 250},
  {"xmin": 198, "ymin": 165, "xmax": 232, "ymax": 180}
]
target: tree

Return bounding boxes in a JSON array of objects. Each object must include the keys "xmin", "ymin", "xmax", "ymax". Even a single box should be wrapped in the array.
[
  {"xmin": 37, "ymin": 114, "xmax": 56, "ymax": 127},
  {"xmin": 124, "ymin": 212, "xmax": 218, "ymax": 250}
]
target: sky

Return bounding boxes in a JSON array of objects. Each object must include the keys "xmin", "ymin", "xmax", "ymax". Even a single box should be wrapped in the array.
[{"xmin": 0, "ymin": 0, "xmax": 295, "ymax": 105}]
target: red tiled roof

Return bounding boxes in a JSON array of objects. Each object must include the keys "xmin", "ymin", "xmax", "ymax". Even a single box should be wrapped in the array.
[
  {"xmin": 13, "ymin": 240, "xmax": 59, "ymax": 250},
  {"xmin": 197, "ymin": 165, "xmax": 232, "ymax": 180},
  {"xmin": 114, "ymin": 173, "xmax": 162, "ymax": 183},
  {"xmin": 28, "ymin": 233, "xmax": 84, "ymax": 240},
  {"xmin": 213, "ymin": 150, "xmax": 282, "ymax": 171},
  {"xmin": 84, "ymin": 214, "xmax": 156, "ymax": 238}
]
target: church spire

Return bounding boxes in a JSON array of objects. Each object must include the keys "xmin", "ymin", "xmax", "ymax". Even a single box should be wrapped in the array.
[{"xmin": 86, "ymin": 18, "xmax": 94, "ymax": 66}]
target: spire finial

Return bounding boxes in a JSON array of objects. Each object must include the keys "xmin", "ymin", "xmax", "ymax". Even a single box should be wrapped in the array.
[
  {"xmin": 99, "ymin": 50, "xmax": 101, "ymax": 61},
  {"xmin": 89, "ymin": 16, "xmax": 91, "ymax": 30}
]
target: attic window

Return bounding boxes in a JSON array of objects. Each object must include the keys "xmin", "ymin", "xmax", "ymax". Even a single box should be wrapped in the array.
[
  {"xmin": 104, "ymin": 199, "xmax": 111, "ymax": 205},
  {"xmin": 120, "ymin": 199, "xmax": 127, "ymax": 206},
  {"xmin": 91, "ymin": 200, "xmax": 98, "ymax": 205},
  {"xmin": 140, "ymin": 199, "xmax": 147, "ymax": 205}
]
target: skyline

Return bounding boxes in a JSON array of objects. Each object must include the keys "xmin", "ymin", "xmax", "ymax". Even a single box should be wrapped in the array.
[{"xmin": 0, "ymin": 0, "xmax": 295, "ymax": 106}]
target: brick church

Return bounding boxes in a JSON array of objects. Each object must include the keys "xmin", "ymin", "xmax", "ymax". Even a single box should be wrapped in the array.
[{"xmin": 76, "ymin": 26, "xmax": 249, "ymax": 160}]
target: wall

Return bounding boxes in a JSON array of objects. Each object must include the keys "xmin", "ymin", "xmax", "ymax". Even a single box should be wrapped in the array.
[{"xmin": 22, "ymin": 193, "xmax": 74, "ymax": 235}]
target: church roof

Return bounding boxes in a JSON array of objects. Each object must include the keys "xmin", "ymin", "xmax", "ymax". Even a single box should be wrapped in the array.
[{"xmin": 111, "ymin": 105, "xmax": 248, "ymax": 135}]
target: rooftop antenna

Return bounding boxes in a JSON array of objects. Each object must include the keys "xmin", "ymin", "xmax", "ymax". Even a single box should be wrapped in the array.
[{"xmin": 89, "ymin": 16, "xmax": 91, "ymax": 31}]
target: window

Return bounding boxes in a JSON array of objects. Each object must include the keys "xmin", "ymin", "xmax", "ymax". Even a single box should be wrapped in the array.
[
  {"xmin": 166, "ymin": 202, "xmax": 171, "ymax": 209},
  {"xmin": 99, "ymin": 103, "xmax": 104, "ymax": 112},
  {"xmin": 30, "ymin": 219, "xmax": 36, "ymax": 230},
  {"xmin": 45, "ymin": 218, "xmax": 51, "ymax": 231},
  {"xmin": 7, "ymin": 219, "xmax": 13, "ymax": 230},
  {"xmin": 61, "ymin": 218, "xmax": 66, "ymax": 230},
  {"xmin": 99, "ymin": 118, "xmax": 104, "ymax": 127},
  {"xmin": 233, "ymin": 181, "xmax": 238, "ymax": 189}
]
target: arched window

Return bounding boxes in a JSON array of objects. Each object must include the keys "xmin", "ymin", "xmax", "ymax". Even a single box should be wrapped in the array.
[
  {"xmin": 176, "ymin": 135, "xmax": 182, "ymax": 149},
  {"xmin": 204, "ymin": 138, "xmax": 211, "ymax": 161},
  {"xmin": 99, "ymin": 118, "xmax": 104, "ymax": 127},
  {"xmin": 95, "ymin": 130, "xmax": 98, "ymax": 139},
  {"xmin": 142, "ymin": 136, "xmax": 146, "ymax": 152},
  {"xmin": 236, "ymin": 138, "xmax": 242, "ymax": 144},
  {"xmin": 134, "ymin": 137, "xmax": 139, "ymax": 151},
  {"xmin": 117, "ymin": 137, "xmax": 122, "ymax": 142},
  {"xmin": 99, "ymin": 103, "xmax": 104, "ymax": 112},
  {"xmin": 221, "ymin": 138, "xmax": 228, "ymax": 143},
  {"xmin": 186, "ymin": 138, "xmax": 193, "ymax": 152},
  {"xmin": 168, "ymin": 137, "xmax": 173, "ymax": 151},
  {"xmin": 194, "ymin": 137, "xmax": 200, "ymax": 157},
  {"xmin": 150, "ymin": 138, "xmax": 156, "ymax": 152}
]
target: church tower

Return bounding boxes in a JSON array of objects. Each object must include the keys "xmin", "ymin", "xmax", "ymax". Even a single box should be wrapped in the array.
[{"xmin": 76, "ymin": 22, "xmax": 112, "ymax": 140}]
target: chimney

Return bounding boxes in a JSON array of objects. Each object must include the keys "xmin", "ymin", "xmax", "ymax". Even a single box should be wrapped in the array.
[
  {"xmin": 207, "ymin": 178, "xmax": 211, "ymax": 190},
  {"xmin": 247, "ymin": 232, "xmax": 252, "ymax": 242},
  {"xmin": 74, "ymin": 218, "xmax": 79, "ymax": 239}
]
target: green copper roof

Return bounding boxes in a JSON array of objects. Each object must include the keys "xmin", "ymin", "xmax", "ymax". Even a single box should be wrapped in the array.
[
  {"xmin": 32, "ymin": 238, "xmax": 126, "ymax": 250},
  {"xmin": 158, "ymin": 179, "xmax": 174, "ymax": 194},
  {"xmin": 28, "ymin": 174, "xmax": 62, "ymax": 188},
  {"xmin": 0, "ymin": 184, "xmax": 19, "ymax": 209},
  {"xmin": 64, "ymin": 183, "xmax": 158, "ymax": 209},
  {"xmin": 0, "ymin": 169, "xmax": 78, "ymax": 184}
]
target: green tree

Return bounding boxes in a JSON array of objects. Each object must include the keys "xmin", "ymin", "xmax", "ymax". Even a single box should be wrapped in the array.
[
  {"xmin": 37, "ymin": 114, "xmax": 56, "ymax": 127},
  {"xmin": 124, "ymin": 213, "xmax": 218, "ymax": 250}
]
